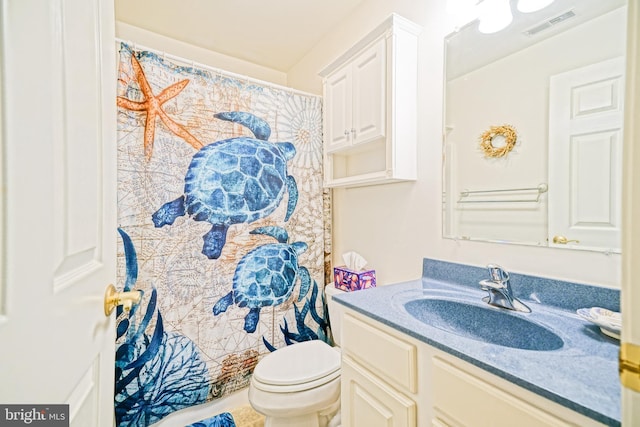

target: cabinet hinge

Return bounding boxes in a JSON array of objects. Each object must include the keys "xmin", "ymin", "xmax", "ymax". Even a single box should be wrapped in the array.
[{"xmin": 620, "ymin": 342, "xmax": 640, "ymax": 392}]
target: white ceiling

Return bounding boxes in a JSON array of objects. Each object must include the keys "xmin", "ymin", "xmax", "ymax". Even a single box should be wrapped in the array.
[
  {"xmin": 115, "ymin": 0, "xmax": 368, "ymax": 72},
  {"xmin": 446, "ymin": 0, "xmax": 626, "ymax": 79}
]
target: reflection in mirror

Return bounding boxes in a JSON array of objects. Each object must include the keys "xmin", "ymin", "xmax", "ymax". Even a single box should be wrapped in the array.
[{"xmin": 442, "ymin": 0, "xmax": 627, "ymax": 253}]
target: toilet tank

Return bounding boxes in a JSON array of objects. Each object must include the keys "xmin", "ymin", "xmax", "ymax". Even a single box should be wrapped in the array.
[{"xmin": 324, "ymin": 285, "xmax": 346, "ymax": 347}]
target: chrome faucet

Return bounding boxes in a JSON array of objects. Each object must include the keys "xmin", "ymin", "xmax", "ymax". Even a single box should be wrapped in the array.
[{"xmin": 478, "ymin": 264, "xmax": 531, "ymax": 313}]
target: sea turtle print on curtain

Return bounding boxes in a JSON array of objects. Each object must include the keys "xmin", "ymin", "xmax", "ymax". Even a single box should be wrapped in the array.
[
  {"xmin": 213, "ymin": 226, "xmax": 312, "ymax": 333},
  {"xmin": 151, "ymin": 112, "xmax": 299, "ymax": 260},
  {"xmin": 116, "ymin": 43, "xmax": 327, "ymax": 426}
]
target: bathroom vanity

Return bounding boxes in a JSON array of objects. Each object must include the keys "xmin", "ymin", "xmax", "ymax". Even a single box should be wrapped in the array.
[{"xmin": 334, "ymin": 259, "xmax": 620, "ymax": 427}]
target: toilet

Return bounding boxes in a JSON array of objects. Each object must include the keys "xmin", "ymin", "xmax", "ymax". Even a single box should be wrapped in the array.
[{"xmin": 248, "ymin": 285, "xmax": 345, "ymax": 427}]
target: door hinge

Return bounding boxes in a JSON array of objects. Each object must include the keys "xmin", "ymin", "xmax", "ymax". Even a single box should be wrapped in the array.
[{"xmin": 620, "ymin": 342, "xmax": 640, "ymax": 392}]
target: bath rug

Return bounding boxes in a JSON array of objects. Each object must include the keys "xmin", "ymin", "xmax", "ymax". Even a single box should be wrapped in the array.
[
  {"xmin": 188, "ymin": 405, "xmax": 264, "ymax": 427},
  {"xmin": 185, "ymin": 412, "xmax": 235, "ymax": 427},
  {"xmin": 229, "ymin": 405, "xmax": 265, "ymax": 427}
]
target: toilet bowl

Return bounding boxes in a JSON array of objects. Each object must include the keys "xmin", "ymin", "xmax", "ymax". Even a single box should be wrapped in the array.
[{"xmin": 248, "ymin": 285, "xmax": 345, "ymax": 427}]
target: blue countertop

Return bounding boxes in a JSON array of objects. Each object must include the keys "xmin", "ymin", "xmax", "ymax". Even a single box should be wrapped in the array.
[{"xmin": 333, "ymin": 258, "xmax": 621, "ymax": 426}]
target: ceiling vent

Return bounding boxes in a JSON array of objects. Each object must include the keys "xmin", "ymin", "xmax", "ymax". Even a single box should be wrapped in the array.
[{"xmin": 523, "ymin": 10, "xmax": 576, "ymax": 36}]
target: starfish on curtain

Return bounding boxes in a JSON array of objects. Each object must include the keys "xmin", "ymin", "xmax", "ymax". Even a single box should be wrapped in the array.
[{"xmin": 117, "ymin": 54, "xmax": 204, "ymax": 159}]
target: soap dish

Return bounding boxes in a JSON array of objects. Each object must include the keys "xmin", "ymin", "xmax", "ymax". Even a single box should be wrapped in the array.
[{"xmin": 577, "ymin": 307, "xmax": 621, "ymax": 340}]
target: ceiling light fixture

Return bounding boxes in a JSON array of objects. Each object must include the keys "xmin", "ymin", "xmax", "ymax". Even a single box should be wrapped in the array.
[
  {"xmin": 478, "ymin": 0, "xmax": 513, "ymax": 34},
  {"xmin": 517, "ymin": 0, "xmax": 555, "ymax": 13}
]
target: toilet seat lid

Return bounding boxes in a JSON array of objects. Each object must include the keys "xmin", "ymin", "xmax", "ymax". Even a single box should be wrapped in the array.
[{"xmin": 253, "ymin": 340, "xmax": 340, "ymax": 387}]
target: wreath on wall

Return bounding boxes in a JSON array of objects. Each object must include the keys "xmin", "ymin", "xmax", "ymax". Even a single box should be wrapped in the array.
[{"xmin": 479, "ymin": 124, "xmax": 518, "ymax": 158}]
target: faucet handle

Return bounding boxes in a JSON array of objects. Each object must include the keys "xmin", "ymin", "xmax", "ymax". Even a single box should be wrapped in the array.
[
  {"xmin": 479, "ymin": 279, "xmax": 506, "ymax": 290},
  {"xmin": 487, "ymin": 264, "xmax": 509, "ymax": 283}
]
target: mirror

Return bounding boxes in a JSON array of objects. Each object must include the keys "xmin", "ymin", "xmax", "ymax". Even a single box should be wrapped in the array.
[{"xmin": 443, "ymin": 0, "xmax": 627, "ymax": 253}]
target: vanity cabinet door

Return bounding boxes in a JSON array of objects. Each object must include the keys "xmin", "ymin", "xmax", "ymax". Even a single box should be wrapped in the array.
[
  {"xmin": 342, "ymin": 312, "xmax": 417, "ymax": 392},
  {"xmin": 341, "ymin": 357, "xmax": 416, "ymax": 427},
  {"xmin": 431, "ymin": 357, "xmax": 579, "ymax": 427}
]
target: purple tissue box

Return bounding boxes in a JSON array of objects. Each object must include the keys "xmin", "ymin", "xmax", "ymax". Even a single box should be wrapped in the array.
[{"xmin": 333, "ymin": 266, "xmax": 376, "ymax": 292}]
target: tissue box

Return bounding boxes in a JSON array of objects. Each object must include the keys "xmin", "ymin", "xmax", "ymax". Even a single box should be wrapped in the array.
[{"xmin": 333, "ymin": 266, "xmax": 376, "ymax": 291}]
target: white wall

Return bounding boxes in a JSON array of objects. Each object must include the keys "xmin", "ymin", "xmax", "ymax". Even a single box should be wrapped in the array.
[
  {"xmin": 116, "ymin": 22, "xmax": 288, "ymax": 85},
  {"xmin": 289, "ymin": 0, "xmax": 621, "ymax": 288},
  {"xmin": 116, "ymin": 1, "xmax": 622, "ymax": 289}
]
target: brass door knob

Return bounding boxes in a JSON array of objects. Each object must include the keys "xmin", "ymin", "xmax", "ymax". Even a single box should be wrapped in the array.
[
  {"xmin": 552, "ymin": 235, "xmax": 580, "ymax": 244},
  {"xmin": 104, "ymin": 284, "xmax": 142, "ymax": 316}
]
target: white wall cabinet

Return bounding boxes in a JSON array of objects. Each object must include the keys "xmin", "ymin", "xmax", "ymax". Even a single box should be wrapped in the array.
[
  {"xmin": 340, "ymin": 309, "xmax": 606, "ymax": 427},
  {"xmin": 319, "ymin": 14, "xmax": 421, "ymax": 188}
]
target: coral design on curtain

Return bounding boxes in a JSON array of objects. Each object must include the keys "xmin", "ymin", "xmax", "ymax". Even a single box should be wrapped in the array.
[{"xmin": 115, "ymin": 43, "xmax": 327, "ymax": 426}]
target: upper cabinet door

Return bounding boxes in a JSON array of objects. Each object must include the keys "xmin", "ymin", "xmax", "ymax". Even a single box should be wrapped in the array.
[
  {"xmin": 324, "ymin": 38, "xmax": 386, "ymax": 153},
  {"xmin": 324, "ymin": 65, "xmax": 353, "ymax": 152},
  {"xmin": 351, "ymin": 38, "xmax": 386, "ymax": 146}
]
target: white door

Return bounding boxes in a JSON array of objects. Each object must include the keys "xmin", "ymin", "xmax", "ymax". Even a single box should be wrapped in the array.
[
  {"xmin": 0, "ymin": 1, "xmax": 117, "ymax": 426},
  {"xmin": 622, "ymin": 0, "xmax": 640, "ymax": 423},
  {"xmin": 548, "ymin": 57, "xmax": 625, "ymax": 252}
]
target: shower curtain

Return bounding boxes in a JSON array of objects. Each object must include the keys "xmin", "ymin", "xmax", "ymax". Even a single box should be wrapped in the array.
[{"xmin": 114, "ymin": 43, "xmax": 328, "ymax": 427}]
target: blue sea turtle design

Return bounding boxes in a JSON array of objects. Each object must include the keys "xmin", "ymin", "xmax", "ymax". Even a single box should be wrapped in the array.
[
  {"xmin": 151, "ymin": 111, "xmax": 299, "ymax": 259},
  {"xmin": 212, "ymin": 226, "xmax": 311, "ymax": 333}
]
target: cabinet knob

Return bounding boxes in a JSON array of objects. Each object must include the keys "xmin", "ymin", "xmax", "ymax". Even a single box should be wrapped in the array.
[{"xmin": 344, "ymin": 130, "xmax": 350, "ymax": 137}]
